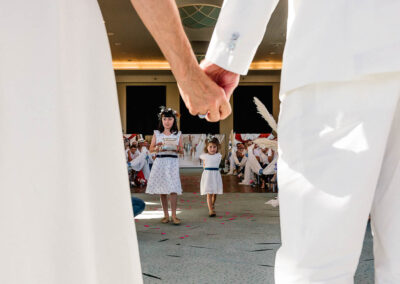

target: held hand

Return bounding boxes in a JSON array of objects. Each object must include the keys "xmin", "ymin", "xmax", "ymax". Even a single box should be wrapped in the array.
[
  {"xmin": 200, "ymin": 59, "xmax": 240, "ymax": 101},
  {"xmin": 177, "ymin": 65, "xmax": 231, "ymax": 122}
]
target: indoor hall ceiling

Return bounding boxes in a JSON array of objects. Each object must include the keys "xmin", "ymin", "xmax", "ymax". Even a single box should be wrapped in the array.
[{"xmin": 97, "ymin": 0, "xmax": 287, "ymax": 69}]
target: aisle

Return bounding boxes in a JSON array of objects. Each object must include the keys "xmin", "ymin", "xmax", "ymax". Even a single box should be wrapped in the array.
[
  {"xmin": 132, "ymin": 193, "xmax": 374, "ymax": 284},
  {"xmin": 132, "ymin": 168, "xmax": 258, "ymax": 194}
]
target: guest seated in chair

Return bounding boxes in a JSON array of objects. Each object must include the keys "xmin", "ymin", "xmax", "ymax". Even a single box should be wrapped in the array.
[{"xmin": 227, "ymin": 142, "xmax": 247, "ymax": 176}]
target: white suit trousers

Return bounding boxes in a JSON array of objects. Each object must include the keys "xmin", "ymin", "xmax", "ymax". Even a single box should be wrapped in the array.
[{"xmin": 275, "ymin": 73, "xmax": 400, "ymax": 283}]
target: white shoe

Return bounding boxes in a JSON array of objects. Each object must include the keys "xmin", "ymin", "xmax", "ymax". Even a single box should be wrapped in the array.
[{"xmin": 265, "ymin": 199, "xmax": 279, "ymax": 207}]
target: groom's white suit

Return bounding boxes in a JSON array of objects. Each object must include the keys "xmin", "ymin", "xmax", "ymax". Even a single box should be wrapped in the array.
[{"xmin": 206, "ymin": 1, "xmax": 400, "ymax": 283}]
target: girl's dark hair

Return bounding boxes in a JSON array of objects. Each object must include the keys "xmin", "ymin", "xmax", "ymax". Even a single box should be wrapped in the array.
[
  {"xmin": 157, "ymin": 107, "xmax": 179, "ymax": 134},
  {"xmin": 204, "ymin": 137, "xmax": 220, "ymax": 153}
]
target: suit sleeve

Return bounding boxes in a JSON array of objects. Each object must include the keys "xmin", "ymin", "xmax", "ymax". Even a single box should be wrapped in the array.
[{"xmin": 205, "ymin": 0, "xmax": 279, "ymax": 75}]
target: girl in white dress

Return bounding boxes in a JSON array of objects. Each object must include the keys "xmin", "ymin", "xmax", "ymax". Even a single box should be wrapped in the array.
[
  {"xmin": 199, "ymin": 137, "xmax": 223, "ymax": 217},
  {"xmin": 146, "ymin": 107, "xmax": 184, "ymax": 225}
]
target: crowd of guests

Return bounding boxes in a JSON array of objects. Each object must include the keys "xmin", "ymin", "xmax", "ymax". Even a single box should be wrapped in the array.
[
  {"xmin": 124, "ymin": 134, "xmax": 278, "ymax": 191},
  {"xmin": 227, "ymin": 139, "xmax": 277, "ymax": 190},
  {"xmin": 124, "ymin": 137, "xmax": 154, "ymax": 188}
]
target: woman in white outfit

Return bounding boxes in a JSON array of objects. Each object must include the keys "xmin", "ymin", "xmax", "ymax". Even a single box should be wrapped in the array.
[{"xmin": 0, "ymin": 1, "xmax": 142, "ymax": 283}]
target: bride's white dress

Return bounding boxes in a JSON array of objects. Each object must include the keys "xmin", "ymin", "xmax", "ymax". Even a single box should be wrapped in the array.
[{"xmin": 0, "ymin": 1, "xmax": 142, "ymax": 283}]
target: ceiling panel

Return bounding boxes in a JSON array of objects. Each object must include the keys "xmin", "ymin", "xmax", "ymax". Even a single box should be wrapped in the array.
[{"xmin": 97, "ymin": 0, "xmax": 287, "ymax": 67}]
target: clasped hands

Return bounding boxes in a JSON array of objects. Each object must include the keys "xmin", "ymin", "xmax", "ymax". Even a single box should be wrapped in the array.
[{"xmin": 177, "ymin": 60, "xmax": 240, "ymax": 122}]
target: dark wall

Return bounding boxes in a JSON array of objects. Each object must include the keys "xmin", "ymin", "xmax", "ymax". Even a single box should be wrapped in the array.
[
  {"xmin": 233, "ymin": 86, "xmax": 273, "ymax": 133},
  {"xmin": 126, "ymin": 86, "xmax": 166, "ymax": 135},
  {"xmin": 179, "ymin": 97, "xmax": 220, "ymax": 134}
]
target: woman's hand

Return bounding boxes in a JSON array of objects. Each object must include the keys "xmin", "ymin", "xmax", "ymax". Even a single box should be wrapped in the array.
[{"xmin": 177, "ymin": 65, "xmax": 232, "ymax": 122}]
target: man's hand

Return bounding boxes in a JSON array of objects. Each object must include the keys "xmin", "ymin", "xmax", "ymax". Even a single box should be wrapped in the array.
[{"xmin": 200, "ymin": 59, "xmax": 240, "ymax": 101}]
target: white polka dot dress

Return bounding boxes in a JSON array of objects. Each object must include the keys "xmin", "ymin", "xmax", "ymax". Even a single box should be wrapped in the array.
[
  {"xmin": 200, "ymin": 153, "xmax": 223, "ymax": 195},
  {"xmin": 146, "ymin": 131, "xmax": 183, "ymax": 195}
]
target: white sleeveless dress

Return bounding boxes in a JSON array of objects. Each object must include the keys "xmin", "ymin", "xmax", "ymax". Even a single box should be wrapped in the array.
[
  {"xmin": 0, "ymin": 1, "xmax": 142, "ymax": 283},
  {"xmin": 146, "ymin": 131, "xmax": 183, "ymax": 195},
  {"xmin": 200, "ymin": 153, "xmax": 223, "ymax": 195}
]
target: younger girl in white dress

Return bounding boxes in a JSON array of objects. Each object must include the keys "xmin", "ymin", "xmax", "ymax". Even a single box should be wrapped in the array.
[
  {"xmin": 146, "ymin": 107, "xmax": 183, "ymax": 225},
  {"xmin": 199, "ymin": 137, "xmax": 223, "ymax": 217}
]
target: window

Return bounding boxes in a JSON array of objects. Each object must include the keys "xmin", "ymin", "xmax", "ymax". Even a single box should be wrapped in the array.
[
  {"xmin": 126, "ymin": 86, "xmax": 166, "ymax": 134},
  {"xmin": 179, "ymin": 97, "xmax": 220, "ymax": 134},
  {"xmin": 233, "ymin": 86, "xmax": 273, "ymax": 133}
]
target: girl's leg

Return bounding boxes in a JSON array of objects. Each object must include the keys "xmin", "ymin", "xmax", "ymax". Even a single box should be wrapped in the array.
[
  {"xmin": 160, "ymin": 194, "xmax": 169, "ymax": 218},
  {"xmin": 170, "ymin": 193, "xmax": 177, "ymax": 217},
  {"xmin": 170, "ymin": 193, "xmax": 181, "ymax": 224},
  {"xmin": 207, "ymin": 194, "xmax": 213, "ymax": 213},
  {"xmin": 212, "ymin": 194, "xmax": 217, "ymax": 209}
]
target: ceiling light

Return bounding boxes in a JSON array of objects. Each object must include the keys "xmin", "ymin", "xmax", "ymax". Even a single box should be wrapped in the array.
[
  {"xmin": 112, "ymin": 60, "xmax": 281, "ymax": 70},
  {"xmin": 250, "ymin": 61, "xmax": 282, "ymax": 70},
  {"xmin": 113, "ymin": 61, "xmax": 171, "ymax": 70}
]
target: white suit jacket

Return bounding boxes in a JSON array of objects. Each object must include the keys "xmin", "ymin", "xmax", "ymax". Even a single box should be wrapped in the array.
[{"xmin": 206, "ymin": 0, "xmax": 400, "ymax": 94}]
